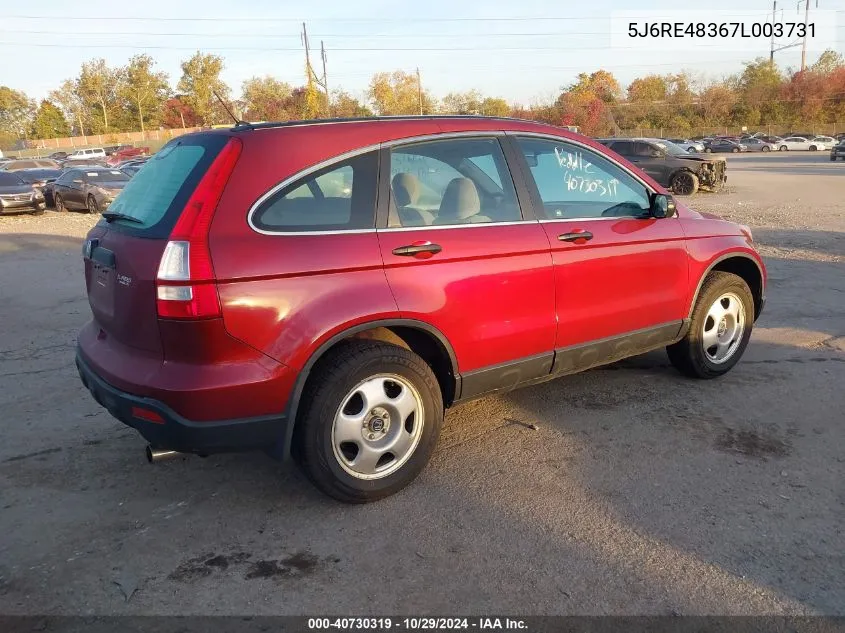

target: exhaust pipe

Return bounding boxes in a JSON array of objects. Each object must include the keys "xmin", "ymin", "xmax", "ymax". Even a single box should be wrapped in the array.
[{"xmin": 146, "ymin": 445, "xmax": 181, "ymax": 463}]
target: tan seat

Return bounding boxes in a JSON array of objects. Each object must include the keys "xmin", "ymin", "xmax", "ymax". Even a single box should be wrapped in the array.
[
  {"xmin": 391, "ymin": 173, "xmax": 434, "ymax": 227},
  {"xmin": 435, "ymin": 177, "xmax": 490, "ymax": 225}
]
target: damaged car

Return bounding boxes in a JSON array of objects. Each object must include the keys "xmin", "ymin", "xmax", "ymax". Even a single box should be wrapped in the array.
[{"xmin": 598, "ymin": 138, "xmax": 726, "ymax": 195}]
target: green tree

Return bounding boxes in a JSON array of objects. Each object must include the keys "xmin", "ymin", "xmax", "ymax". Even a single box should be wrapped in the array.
[
  {"xmin": 120, "ymin": 54, "xmax": 170, "ymax": 132},
  {"xmin": 368, "ymin": 71, "xmax": 434, "ymax": 115},
  {"xmin": 241, "ymin": 76, "xmax": 294, "ymax": 121},
  {"xmin": 49, "ymin": 79, "xmax": 87, "ymax": 137},
  {"xmin": 30, "ymin": 100, "xmax": 70, "ymax": 139},
  {"xmin": 0, "ymin": 86, "xmax": 35, "ymax": 142},
  {"xmin": 177, "ymin": 52, "xmax": 230, "ymax": 125},
  {"xmin": 480, "ymin": 97, "xmax": 510, "ymax": 117},
  {"xmin": 440, "ymin": 90, "xmax": 484, "ymax": 114},
  {"xmin": 77, "ymin": 59, "xmax": 121, "ymax": 132}
]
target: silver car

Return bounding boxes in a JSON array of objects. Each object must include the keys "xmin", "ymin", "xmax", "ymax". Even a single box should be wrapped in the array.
[
  {"xmin": 741, "ymin": 138, "xmax": 776, "ymax": 152},
  {"xmin": 666, "ymin": 138, "xmax": 706, "ymax": 153}
]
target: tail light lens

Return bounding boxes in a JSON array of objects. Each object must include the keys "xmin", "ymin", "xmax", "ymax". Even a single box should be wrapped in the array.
[{"xmin": 155, "ymin": 137, "xmax": 242, "ymax": 320}]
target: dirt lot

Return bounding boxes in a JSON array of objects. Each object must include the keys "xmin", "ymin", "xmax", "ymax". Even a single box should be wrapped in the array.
[{"xmin": 0, "ymin": 153, "xmax": 842, "ymax": 616}]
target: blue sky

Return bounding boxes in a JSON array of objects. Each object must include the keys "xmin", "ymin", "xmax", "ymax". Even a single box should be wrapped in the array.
[{"xmin": 1, "ymin": 0, "xmax": 843, "ymax": 104}]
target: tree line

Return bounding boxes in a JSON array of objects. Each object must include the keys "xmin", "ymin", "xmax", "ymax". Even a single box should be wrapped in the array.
[{"xmin": 1, "ymin": 49, "xmax": 843, "ymax": 149}]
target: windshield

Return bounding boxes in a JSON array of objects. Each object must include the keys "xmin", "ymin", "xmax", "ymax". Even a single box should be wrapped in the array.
[{"xmin": 653, "ymin": 140, "xmax": 689, "ymax": 156}]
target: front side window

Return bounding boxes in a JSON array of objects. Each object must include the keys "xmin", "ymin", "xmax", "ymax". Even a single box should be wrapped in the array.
[
  {"xmin": 388, "ymin": 138, "xmax": 520, "ymax": 227},
  {"xmin": 516, "ymin": 137, "xmax": 652, "ymax": 220},
  {"xmin": 252, "ymin": 150, "xmax": 378, "ymax": 232}
]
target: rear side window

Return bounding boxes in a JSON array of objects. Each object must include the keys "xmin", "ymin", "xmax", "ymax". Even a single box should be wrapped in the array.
[
  {"xmin": 252, "ymin": 151, "xmax": 378, "ymax": 232},
  {"xmin": 0, "ymin": 172, "xmax": 22, "ymax": 185},
  {"xmin": 106, "ymin": 135, "xmax": 228, "ymax": 234},
  {"xmin": 609, "ymin": 141, "xmax": 633, "ymax": 155}
]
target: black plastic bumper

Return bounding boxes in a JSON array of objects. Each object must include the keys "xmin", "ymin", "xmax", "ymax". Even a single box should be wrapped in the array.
[{"xmin": 75, "ymin": 351, "xmax": 287, "ymax": 454}]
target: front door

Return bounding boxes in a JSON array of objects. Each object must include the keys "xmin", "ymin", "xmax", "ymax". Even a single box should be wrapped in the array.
[
  {"xmin": 376, "ymin": 135, "xmax": 556, "ymax": 400},
  {"xmin": 512, "ymin": 135, "xmax": 690, "ymax": 374}
]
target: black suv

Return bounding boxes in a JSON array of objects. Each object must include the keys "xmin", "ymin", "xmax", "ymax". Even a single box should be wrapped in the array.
[{"xmin": 598, "ymin": 138, "xmax": 726, "ymax": 195}]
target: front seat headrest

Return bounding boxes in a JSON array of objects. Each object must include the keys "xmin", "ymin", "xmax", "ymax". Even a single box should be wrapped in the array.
[
  {"xmin": 438, "ymin": 177, "xmax": 481, "ymax": 221},
  {"xmin": 392, "ymin": 173, "xmax": 421, "ymax": 207}
]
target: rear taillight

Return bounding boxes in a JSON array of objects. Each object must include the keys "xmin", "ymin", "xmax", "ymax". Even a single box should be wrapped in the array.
[{"xmin": 155, "ymin": 137, "xmax": 242, "ymax": 320}]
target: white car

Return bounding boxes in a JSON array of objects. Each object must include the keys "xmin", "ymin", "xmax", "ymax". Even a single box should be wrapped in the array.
[
  {"xmin": 777, "ymin": 137, "xmax": 830, "ymax": 151},
  {"xmin": 66, "ymin": 147, "xmax": 106, "ymax": 161},
  {"xmin": 666, "ymin": 138, "xmax": 706, "ymax": 153}
]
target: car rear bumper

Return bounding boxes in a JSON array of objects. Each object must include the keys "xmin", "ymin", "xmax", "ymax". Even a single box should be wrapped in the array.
[{"xmin": 76, "ymin": 350, "xmax": 288, "ymax": 454}]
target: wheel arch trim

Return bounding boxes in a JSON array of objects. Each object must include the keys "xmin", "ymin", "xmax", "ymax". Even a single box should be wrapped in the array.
[
  {"xmin": 688, "ymin": 252, "xmax": 766, "ymax": 320},
  {"xmin": 274, "ymin": 318, "xmax": 459, "ymax": 459}
]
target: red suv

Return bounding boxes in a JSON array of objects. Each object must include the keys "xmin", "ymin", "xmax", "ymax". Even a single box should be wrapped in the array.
[{"xmin": 76, "ymin": 116, "xmax": 766, "ymax": 502}]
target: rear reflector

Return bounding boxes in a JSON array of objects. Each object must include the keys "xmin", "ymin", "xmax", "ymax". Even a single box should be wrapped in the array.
[
  {"xmin": 155, "ymin": 137, "xmax": 242, "ymax": 320},
  {"xmin": 131, "ymin": 407, "xmax": 165, "ymax": 424}
]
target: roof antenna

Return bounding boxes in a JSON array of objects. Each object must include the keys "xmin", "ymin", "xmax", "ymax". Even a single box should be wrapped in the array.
[{"xmin": 213, "ymin": 90, "xmax": 250, "ymax": 128}]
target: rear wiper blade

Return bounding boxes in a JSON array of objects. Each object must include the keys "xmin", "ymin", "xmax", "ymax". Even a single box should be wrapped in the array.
[{"xmin": 102, "ymin": 211, "xmax": 143, "ymax": 224}]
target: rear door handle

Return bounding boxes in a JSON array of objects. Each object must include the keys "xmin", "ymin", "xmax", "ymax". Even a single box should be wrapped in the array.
[
  {"xmin": 558, "ymin": 231, "xmax": 593, "ymax": 243},
  {"xmin": 392, "ymin": 241, "xmax": 442, "ymax": 259}
]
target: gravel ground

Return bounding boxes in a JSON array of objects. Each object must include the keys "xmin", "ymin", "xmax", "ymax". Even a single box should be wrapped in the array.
[{"xmin": 0, "ymin": 152, "xmax": 842, "ymax": 616}]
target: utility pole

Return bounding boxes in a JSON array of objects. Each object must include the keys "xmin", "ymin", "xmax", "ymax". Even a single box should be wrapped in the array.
[
  {"xmin": 770, "ymin": 1, "xmax": 777, "ymax": 62},
  {"xmin": 321, "ymin": 40, "xmax": 330, "ymax": 116},
  {"xmin": 800, "ymin": 0, "xmax": 810, "ymax": 72},
  {"xmin": 302, "ymin": 22, "xmax": 330, "ymax": 117},
  {"xmin": 416, "ymin": 67, "xmax": 423, "ymax": 115}
]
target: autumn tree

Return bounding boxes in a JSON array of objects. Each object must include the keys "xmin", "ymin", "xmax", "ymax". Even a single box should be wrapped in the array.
[
  {"xmin": 161, "ymin": 96, "xmax": 200, "ymax": 129},
  {"xmin": 368, "ymin": 71, "xmax": 434, "ymax": 115},
  {"xmin": 0, "ymin": 86, "xmax": 35, "ymax": 146},
  {"xmin": 241, "ymin": 76, "xmax": 294, "ymax": 121},
  {"xmin": 177, "ymin": 52, "xmax": 230, "ymax": 125},
  {"xmin": 120, "ymin": 55, "xmax": 170, "ymax": 132},
  {"xmin": 30, "ymin": 100, "xmax": 70, "ymax": 139},
  {"xmin": 331, "ymin": 90, "xmax": 372, "ymax": 117}
]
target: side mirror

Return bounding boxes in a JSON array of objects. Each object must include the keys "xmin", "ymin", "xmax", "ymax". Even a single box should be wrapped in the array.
[
  {"xmin": 651, "ymin": 193, "xmax": 676, "ymax": 218},
  {"xmin": 651, "ymin": 149, "xmax": 664, "ymax": 158}
]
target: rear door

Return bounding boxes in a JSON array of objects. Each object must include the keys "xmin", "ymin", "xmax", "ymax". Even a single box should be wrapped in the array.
[
  {"xmin": 512, "ymin": 135, "xmax": 689, "ymax": 372},
  {"xmin": 59, "ymin": 169, "xmax": 84, "ymax": 208},
  {"xmin": 375, "ymin": 135, "xmax": 556, "ymax": 399}
]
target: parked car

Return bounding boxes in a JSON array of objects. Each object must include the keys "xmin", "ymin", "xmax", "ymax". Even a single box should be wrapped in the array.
[
  {"xmin": 598, "ymin": 137, "xmax": 726, "ymax": 195},
  {"xmin": 119, "ymin": 160, "xmax": 147, "ymax": 177},
  {"xmin": 0, "ymin": 170, "xmax": 46, "ymax": 215},
  {"xmin": 704, "ymin": 139, "xmax": 748, "ymax": 153},
  {"xmin": 65, "ymin": 147, "xmax": 107, "ymax": 162},
  {"xmin": 74, "ymin": 117, "xmax": 766, "ymax": 502},
  {"xmin": 52, "ymin": 167, "xmax": 130, "ymax": 214},
  {"xmin": 810, "ymin": 136, "xmax": 836, "ymax": 147},
  {"xmin": 666, "ymin": 138, "xmax": 705, "ymax": 153},
  {"xmin": 0, "ymin": 158, "xmax": 61, "ymax": 171},
  {"xmin": 740, "ymin": 138, "xmax": 776, "ymax": 152},
  {"xmin": 48, "ymin": 151, "xmax": 69, "ymax": 160},
  {"xmin": 830, "ymin": 140, "xmax": 845, "ymax": 161},
  {"xmin": 15, "ymin": 168, "xmax": 63, "ymax": 206},
  {"xmin": 105, "ymin": 146, "xmax": 149, "ymax": 166},
  {"xmin": 777, "ymin": 136, "xmax": 830, "ymax": 151}
]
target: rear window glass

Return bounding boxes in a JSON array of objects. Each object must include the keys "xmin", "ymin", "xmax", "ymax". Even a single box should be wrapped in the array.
[
  {"xmin": 252, "ymin": 151, "xmax": 378, "ymax": 232},
  {"xmin": 85, "ymin": 170, "xmax": 129, "ymax": 182},
  {"xmin": 106, "ymin": 135, "xmax": 226, "ymax": 233}
]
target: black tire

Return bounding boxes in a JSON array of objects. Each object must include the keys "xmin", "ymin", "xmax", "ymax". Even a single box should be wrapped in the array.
[
  {"xmin": 293, "ymin": 340, "xmax": 444, "ymax": 503},
  {"xmin": 54, "ymin": 194, "xmax": 66, "ymax": 213},
  {"xmin": 704, "ymin": 147, "xmax": 712, "ymax": 153},
  {"xmin": 732, "ymin": 147, "xmax": 739, "ymax": 153},
  {"xmin": 779, "ymin": 145, "xmax": 788, "ymax": 151},
  {"xmin": 761, "ymin": 146, "xmax": 771, "ymax": 152},
  {"xmin": 809, "ymin": 145, "xmax": 817, "ymax": 151},
  {"xmin": 667, "ymin": 271, "xmax": 754, "ymax": 379},
  {"xmin": 671, "ymin": 170, "xmax": 699, "ymax": 196},
  {"xmin": 86, "ymin": 195, "xmax": 99, "ymax": 215}
]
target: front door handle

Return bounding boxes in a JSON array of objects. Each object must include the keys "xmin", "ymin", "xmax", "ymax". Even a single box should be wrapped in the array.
[
  {"xmin": 392, "ymin": 241, "xmax": 442, "ymax": 259},
  {"xmin": 558, "ymin": 231, "xmax": 593, "ymax": 243}
]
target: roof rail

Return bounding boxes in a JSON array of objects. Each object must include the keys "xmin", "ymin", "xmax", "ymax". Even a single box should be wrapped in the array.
[{"xmin": 226, "ymin": 114, "xmax": 555, "ymax": 132}]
